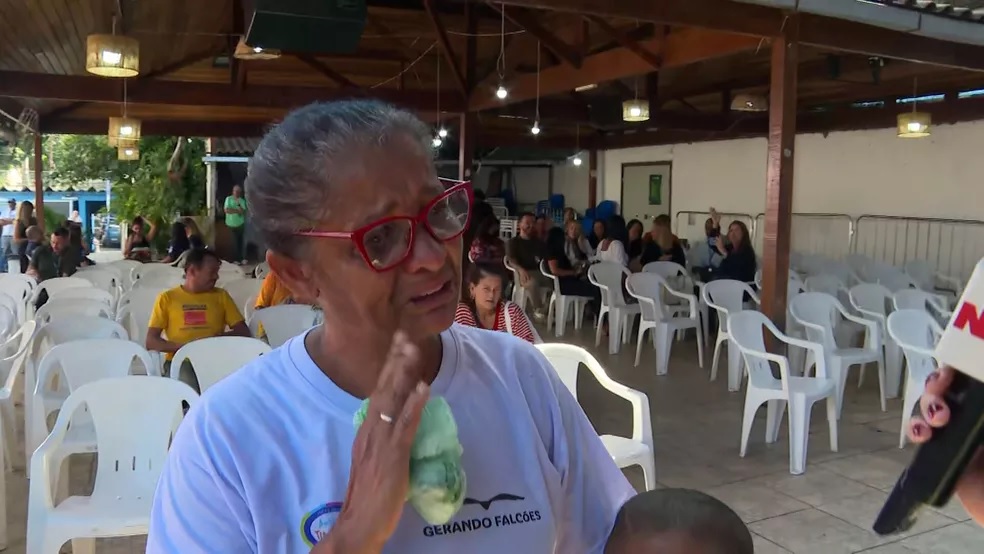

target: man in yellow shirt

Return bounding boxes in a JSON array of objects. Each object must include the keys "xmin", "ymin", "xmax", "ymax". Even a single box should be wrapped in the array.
[
  {"xmin": 254, "ymin": 271, "xmax": 294, "ymax": 309},
  {"xmin": 147, "ymin": 249, "xmax": 250, "ymax": 389}
]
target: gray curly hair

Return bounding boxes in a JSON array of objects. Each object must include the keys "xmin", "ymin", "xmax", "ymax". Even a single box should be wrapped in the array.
[{"xmin": 245, "ymin": 99, "xmax": 433, "ymax": 258}]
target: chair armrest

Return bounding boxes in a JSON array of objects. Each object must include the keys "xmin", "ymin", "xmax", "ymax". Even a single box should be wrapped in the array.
[
  {"xmin": 599, "ymin": 379, "xmax": 653, "ymax": 446},
  {"xmin": 28, "ymin": 395, "xmax": 80, "ymax": 511},
  {"xmin": 852, "ymin": 306, "xmax": 886, "ymax": 325},
  {"xmin": 665, "ymin": 288, "xmax": 698, "ymax": 318},
  {"xmin": 776, "ymin": 333, "xmax": 828, "ymax": 378},
  {"xmin": 937, "ymin": 273, "xmax": 962, "ymax": 293},
  {"xmin": 841, "ymin": 310, "xmax": 881, "ymax": 347}
]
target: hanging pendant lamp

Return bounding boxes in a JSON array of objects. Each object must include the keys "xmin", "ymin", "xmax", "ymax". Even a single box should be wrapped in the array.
[
  {"xmin": 108, "ymin": 116, "xmax": 141, "ymax": 147},
  {"xmin": 897, "ymin": 77, "xmax": 931, "ymax": 139},
  {"xmin": 118, "ymin": 145, "xmax": 140, "ymax": 161},
  {"xmin": 86, "ymin": 34, "xmax": 139, "ymax": 77},
  {"xmin": 622, "ymin": 99, "xmax": 650, "ymax": 122}
]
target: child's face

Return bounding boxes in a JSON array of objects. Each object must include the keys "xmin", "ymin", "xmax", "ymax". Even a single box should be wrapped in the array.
[{"xmin": 609, "ymin": 530, "xmax": 716, "ymax": 554}]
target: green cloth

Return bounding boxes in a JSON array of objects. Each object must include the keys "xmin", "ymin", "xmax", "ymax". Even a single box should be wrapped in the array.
[
  {"xmin": 354, "ymin": 396, "xmax": 466, "ymax": 525},
  {"xmin": 224, "ymin": 196, "xmax": 247, "ymax": 228}
]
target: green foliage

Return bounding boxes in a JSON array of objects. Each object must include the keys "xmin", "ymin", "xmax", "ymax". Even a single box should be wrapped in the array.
[
  {"xmin": 47, "ymin": 135, "xmax": 206, "ymax": 229},
  {"xmin": 42, "ymin": 206, "xmax": 64, "ymax": 230}
]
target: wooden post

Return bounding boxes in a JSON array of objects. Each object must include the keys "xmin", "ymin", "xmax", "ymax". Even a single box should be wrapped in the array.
[
  {"xmin": 760, "ymin": 15, "xmax": 798, "ymax": 331},
  {"xmin": 458, "ymin": 112, "xmax": 475, "ymax": 182},
  {"xmin": 588, "ymin": 149, "xmax": 598, "ymax": 208},
  {"xmin": 33, "ymin": 131, "xmax": 45, "ymax": 231}
]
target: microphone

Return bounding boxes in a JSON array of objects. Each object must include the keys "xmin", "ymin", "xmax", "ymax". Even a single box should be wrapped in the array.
[{"xmin": 874, "ymin": 260, "xmax": 984, "ymax": 536}]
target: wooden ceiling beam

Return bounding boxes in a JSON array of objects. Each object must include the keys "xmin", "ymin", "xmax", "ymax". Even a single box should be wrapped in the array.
[
  {"xmin": 424, "ymin": 0, "xmax": 469, "ymax": 95},
  {"xmin": 293, "ymin": 54, "xmax": 357, "ymax": 88},
  {"xmin": 479, "ymin": 0, "xmax": 984, "ymax": 72},
  {"xmin": 39, "ymin": 118, "xmax": 270, "ymax": 137},
  {"xmin": 489, "ymin": 5, "xmax": 582, "ymax": 69},
  {"xmin": 586, "ymin": 16, "xmax": 663, "ymax": 70},
  {"xmin": 0, "ymin": 70, "xmax": 464, "ymax": 112},
  {"xmin": 470, "ymin": 28, "xmax": 761, "ymax": 109}
]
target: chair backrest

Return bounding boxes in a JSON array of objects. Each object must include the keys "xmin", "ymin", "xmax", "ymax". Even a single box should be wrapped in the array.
[
  {"xmin": 0, "ymin": 321, "xmax": 36, "ymax": 396},
  {"xmin": 47, "ymin": 376, "xmax": 198, "ymax": 499},
  {"xmin": 539, "ymin": 259, "xmax": 561, "ymax": 294},
  {"xmin": 0, "ymin": 291, "xmax": 20, "ymax": 322},
  {"xmin": 626, "ymin": 273, "xmax": 672, "ymax": 322},
  {"xmin": 533, "ymin": 343, "xmax": 592, "ymax": 397},
  {"xmin": 0, "ymin": 304, "xmax": 15, "ymax": 339},
  {"xmin": 789, "ymin": 292, "xmax": 843, "ymax": 351},
  {"xmin": 806, "ymin": 274, "xmax": 847, "ymax": 296},
  {"xmin": 36, "ymin": 339, "xmax": 157, "ymax": 397},
  {"xmin": 893, "ymin": 289, "xmax": 949, "ymax": 315},
  {"xmin": 110, "ymin": 259, "xmax": 143, "ymax": 290},
  {"xmin": 254, "ymin": 261, "xmax": 271, "ymax": 280},
  {"xmin": 903, "ymin": 260, "xmax": 937, "ymax": 291},
  {"xmin": 171, "ymin": 336, "xmax": 271, "ymax": 392},
  {"xmin": 49, "ymin": 286, "xmax": 115, "ymax": 309},
  {"xmin": 887, "ymin": 309, "xmax": 942, "ymax": 377},
  {"xmin": 134, "ymin": 270, "xmax": 184, "ymax": 289},
  {"xmin": 33, "ymin": 276, "xmax": 92, "ymax": 302},
  {"xmin": 587, "ymin": 262, "xmax": 629, "ymax": 307},
  {"xmin": 728, "ymin": 310, "xmax": 793, "ymax": 391},
  {"xmin": 35, "ymin": 297, "xmax": 114, "ymax": 325},
  {"xmin": 642, "ymin": 261, "xmax": 691, "ymax": 291},
  {"xmin": 221, "ymin": 279, "xmax": 262, "ymax": 317},
  {"xmin": 702, "ymin": 279, "xmax": 759, "ymax": 331},
  {"xmin": 845, "ymin": 253, "xmax": 873, "ymax": 277},
  {"xmin": 849, "ymin": 282, "xmax": 893, "ymax": 321},
  {"xmin": 248, "ymin": 304, "xmax": 320, "ymax": 348},
  {"xmin": 75, "ymin": 268, "xmax": 122, "ymax": 297},
  {"xmin": 0, "ymin": 275, "xmax": 33, "ymax": 320},
  {"xmin": 117, "ymin": 287, "xmax": 167, "ymax": 340}
]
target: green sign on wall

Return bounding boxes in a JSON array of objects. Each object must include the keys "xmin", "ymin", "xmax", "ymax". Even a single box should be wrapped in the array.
[{"xmin": 648, "ymin": 174, "xmax": 662, "ymax": 205}]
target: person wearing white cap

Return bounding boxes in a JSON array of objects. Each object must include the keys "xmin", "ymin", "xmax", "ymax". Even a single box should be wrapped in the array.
[{"xmin": 0, "ymin": 199, "xmax": 16, "ymax": 273}]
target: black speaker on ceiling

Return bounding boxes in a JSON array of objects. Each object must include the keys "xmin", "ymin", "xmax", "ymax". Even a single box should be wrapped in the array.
[{"xmin": 243, "ymin": 0, "xmax": 367, "ymax": 54}]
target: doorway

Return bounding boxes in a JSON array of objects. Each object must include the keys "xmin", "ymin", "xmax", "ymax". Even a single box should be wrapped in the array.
[{"xmin": 620, "ymin": 161, "xmax": 672, "ymax": 224}]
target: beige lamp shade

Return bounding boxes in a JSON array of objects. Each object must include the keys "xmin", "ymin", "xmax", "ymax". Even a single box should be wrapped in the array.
[
  {"xmin": 86, "ymin": 34, "xmax": 140, "ymax": 77},
  {"xmin": 107, "ymin": 117, "xmax": 141, "ymax": 147},
  {"xmin": 233, "ymin": 37, "xmax": 281, "ymax": 60},
  {"xmin": 118, "ymin": 146, "xmax": 140, "ymax": 161},
  {"xmin": 897, "ymin": 111, "xmax": 931, "ymax": 138},
  {"xmin": 622, "ymin": 99, "xmax": 650, "ymax": 122},
  {"xmin": 731, "ymin": 93, "xmax": 768, "ymax": 112}
]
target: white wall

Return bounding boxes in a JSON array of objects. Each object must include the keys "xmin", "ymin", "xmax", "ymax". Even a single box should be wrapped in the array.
[{"xmin": 601, "ymin": 119, "xmax": 984, "ymax": 220}]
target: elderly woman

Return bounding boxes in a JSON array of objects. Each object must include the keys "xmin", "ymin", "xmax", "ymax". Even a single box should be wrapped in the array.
[{"xmin": 147, "ymin": 100, "xmax": 633, "ymax": 553}]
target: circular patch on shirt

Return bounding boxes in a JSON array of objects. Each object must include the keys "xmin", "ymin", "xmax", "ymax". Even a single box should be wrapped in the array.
[{"xmin": 300, "ymin": 502, "xmax": 343, "ymax": 547}]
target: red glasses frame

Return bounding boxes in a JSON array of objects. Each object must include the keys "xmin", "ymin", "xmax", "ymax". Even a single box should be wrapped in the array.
[{"xmin": 295, "ymin": 178, "xmax": 473, "ymax": 272}]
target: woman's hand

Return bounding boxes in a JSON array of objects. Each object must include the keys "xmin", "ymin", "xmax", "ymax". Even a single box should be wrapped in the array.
[
  {"xmin": 713, "ymin": 237, "xmax": 728, "ymax": 256},
  {"xmin": 907, "ymin": 366, "xmax": 984, "ymax": 525},
  {"xmin": 321, "ymin": 332, "xmax": 430, "ymax": 553}
]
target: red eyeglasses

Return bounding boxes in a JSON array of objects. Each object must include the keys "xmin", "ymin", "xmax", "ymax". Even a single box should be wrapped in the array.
[{"xmin": 295, "ymin": 178, "xmax": 473, "ymax": 272}]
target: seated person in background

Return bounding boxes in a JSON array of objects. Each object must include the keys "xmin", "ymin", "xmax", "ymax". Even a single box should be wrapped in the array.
[
  {"xmin": 468, "ymin": 216, "xmax": 506, "ymax": 265},
  {"xmin": 546, "ymin": 226, "xmax": 600, "ymax": 309},
  {"xmin": 710, "ymin": 220, "xmax": 757, "ymax": 283},
  {"xmin": 626, "ymin": 219, "xmax": 645, "ymax": 266},
  {"xmin": 255, "ymin": 271, "xmax": 295, "ymax": 309},
  {"xmin": 182, "ymin": 217, "xmax": 207, "ymax": 250},
  {"xmin": 640, "ymin": 214, "xmax": 686, "ymax": 268},
  {"xmin": 160, "ymin": 221, "xmax": 191, "ymax": 264},
  {"xmin": 125, "ymin": 215, "xmax": 157, "ymax": 262},
  {"xmin": 605, "ymin": 488, "xmax": 753, "ymax": 554},
  {"xmin": 534, "ymin": 213, "xmax": 552, "ymax": 242},
  {"xmin": 691, "ymin": 210, "xmax": 724, "ymax": 281},
  {"xmin": 455, "ymin": 263, "xmax": 537, "ymax": 344},
  {"xmin": 588, "ymin": 218, "xmax": 605, "ymax": 250},
  {"xmin": 146, "ymin": 249, "xmax": 250, "ymax": 392},
  {"xmin": 564, "ymin": 220, "xmax": 591, "ymax": 271},
  {"xmin": 594, "ymin": 215, "xmax": 629, "ymax": 266},
  {"xmin": 65, "ymin": 222, "xmax": 93, "ymax": 267},
  {"xmin": 507, "ymin": 212, "xmax": 550, "ymax": 318},
  {"xmin": 28, "ymin": 226, "xmax": 78, "ymax": 308}
]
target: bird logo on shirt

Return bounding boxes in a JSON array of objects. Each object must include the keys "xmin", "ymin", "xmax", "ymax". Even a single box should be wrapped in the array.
[{"xmin": 463, "ymin": 493, "xmax": 526, "ymax": 510}]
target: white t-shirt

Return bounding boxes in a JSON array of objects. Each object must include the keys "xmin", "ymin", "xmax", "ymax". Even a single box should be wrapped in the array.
[
  {"xmin": 147, "ymin": 324, "xmax": 634, "ymax": 553},
  {"xmin": 2, "ymin": 208, "xmax": 16, "ymax": 237},
  {"xmin": 594, "ymin": 240, "xmax": 628, "ymax": 266}
]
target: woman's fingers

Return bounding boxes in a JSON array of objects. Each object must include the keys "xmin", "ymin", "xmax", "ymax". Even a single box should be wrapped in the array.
[
  {"xmin": 368, "ymin": 332, "xmax": 421, "ymax": 431},
  {"xmin": 393, "ymin": 381, "xmax": 430, "ymax": 451},
  {"xmin": 919, "ymin": 392, "xmax": 951, "ymax": 428},
  {"xmin": 924, "ymin": 366, "xmax": 954, "ymax": 396},
  {"xmin": 908, "ymin": 415, "xmax": 932, "ymax": 444}
]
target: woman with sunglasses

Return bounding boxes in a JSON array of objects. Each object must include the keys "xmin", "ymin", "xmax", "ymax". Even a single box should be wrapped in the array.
[{"xmin": 148, "ymin": 100, "xmax": 633, "ymax": 554}]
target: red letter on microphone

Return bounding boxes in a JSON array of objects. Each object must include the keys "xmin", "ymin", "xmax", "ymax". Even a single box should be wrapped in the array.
[{"xmin": 954, "ymin": 301, "xmax": 984, "ymax": 339}]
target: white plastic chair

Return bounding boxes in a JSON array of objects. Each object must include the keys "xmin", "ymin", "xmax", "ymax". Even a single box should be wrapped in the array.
[
  {"xmin": 626, "ymin": 273, "xmax": 704, "ymax": 373},
  {"xmin": 729, "ymin": 310, "xmax": 838, "ymax": 475},
  {"xmin": 129, "ymin": 263, "xmax": 177, "ymax": 286},
  {"xmin": 35, "ymin": 298, "xmax": 114, "ymax": 325},
  {"xmin": 887, "ymin": 309, "xmax": 943, "ymax": 449},
  {"xmin": 535, "ymin": 343, "xmax": 655, "ymax": 490},
  {"xmin": 248, "ymin": 304, "xmax": 320, "ymax": 348},
  {"xmin": 110, "ymin": 259, "xmax": 143, "ymax": 290},
  {"xmin": 540, "ymin": 260, "xmax": 590, "ymax": 337},
  {"xmin": 170, "ymin": 336, "xmax": 271, "ymax": 393},
  {"xmin": 0, "ymin": 274, "xmax": 35, "ymax": 321},
  {"xmin": 49, "ymin": 287, "xmax": 115, "ymax": 313},
  {"xmin": 31, "ymin": 277, "xmax": 92, "ymax": 303},
  {"xmin": 74, "ymin": 269, "xmax": 122, "ymax": 301},
  {"xmin": 587, "ymin": 262, "xmax": 640, "ymax": 354},
  {"xmin": 133, "ymin": 271, "xmax": 183, "ymax": 290},
  {"xmin": 254, "ymin": 261, "xmax": 271, "ymax": 280},
  {"xmin": 29, "ymin": 339, "xmax": 159, "ymax": 502},
  {"xmin": 221, "ymin": 279, "xmax": 263, "ymax": 321},
  {"xmin": 790, "ymin": 292, "xmax": 887, "ymax": 418},
  {"xmin": 26, "ymin": 376, "xmax": 198, "ymax": 554},
  {"xmin": 116, "ymin": 288, "xmax": 166, "ymax": 342},
  {"xmin": 702, "ymin": 280, "xmax": 760, "ymax": 392},
  {"xmin": 0, "ymin": 321, "xmax": 36, "ymax": 472},
  {"xmin": 503, "ymin": 257, "xmax": 530, "ymax": 313},
  {"xmin": 871, "ymin": 263, "xmax": 922, "ymax": 293},
  {"xmin": 892, "ymin": 288, "xmax": 951, "ymax": 323},
  {"xmin": 849, "ymin": 283, "xmax": 904, "ymax": 398},
  {"xmin": 0, "ymin": 302, "xmax": 16, "ymax": 338},
  {"xmin": 642, "ymin": 261, "xmax": 704, "ymax": 335},
  {"xmin": 904, "ymin": 259, "xmax": 963, "ymax": 297}
]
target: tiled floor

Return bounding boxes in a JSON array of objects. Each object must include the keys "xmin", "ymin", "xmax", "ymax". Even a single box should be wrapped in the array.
[{"xmin": 3, "ymin": 322, "xmax": 981, "ymax": 553}]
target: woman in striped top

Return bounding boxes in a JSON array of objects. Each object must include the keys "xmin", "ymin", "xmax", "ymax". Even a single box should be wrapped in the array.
[{"xmin": 454, "ymin": 262, "xmax": 538, "ymax": 344}]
